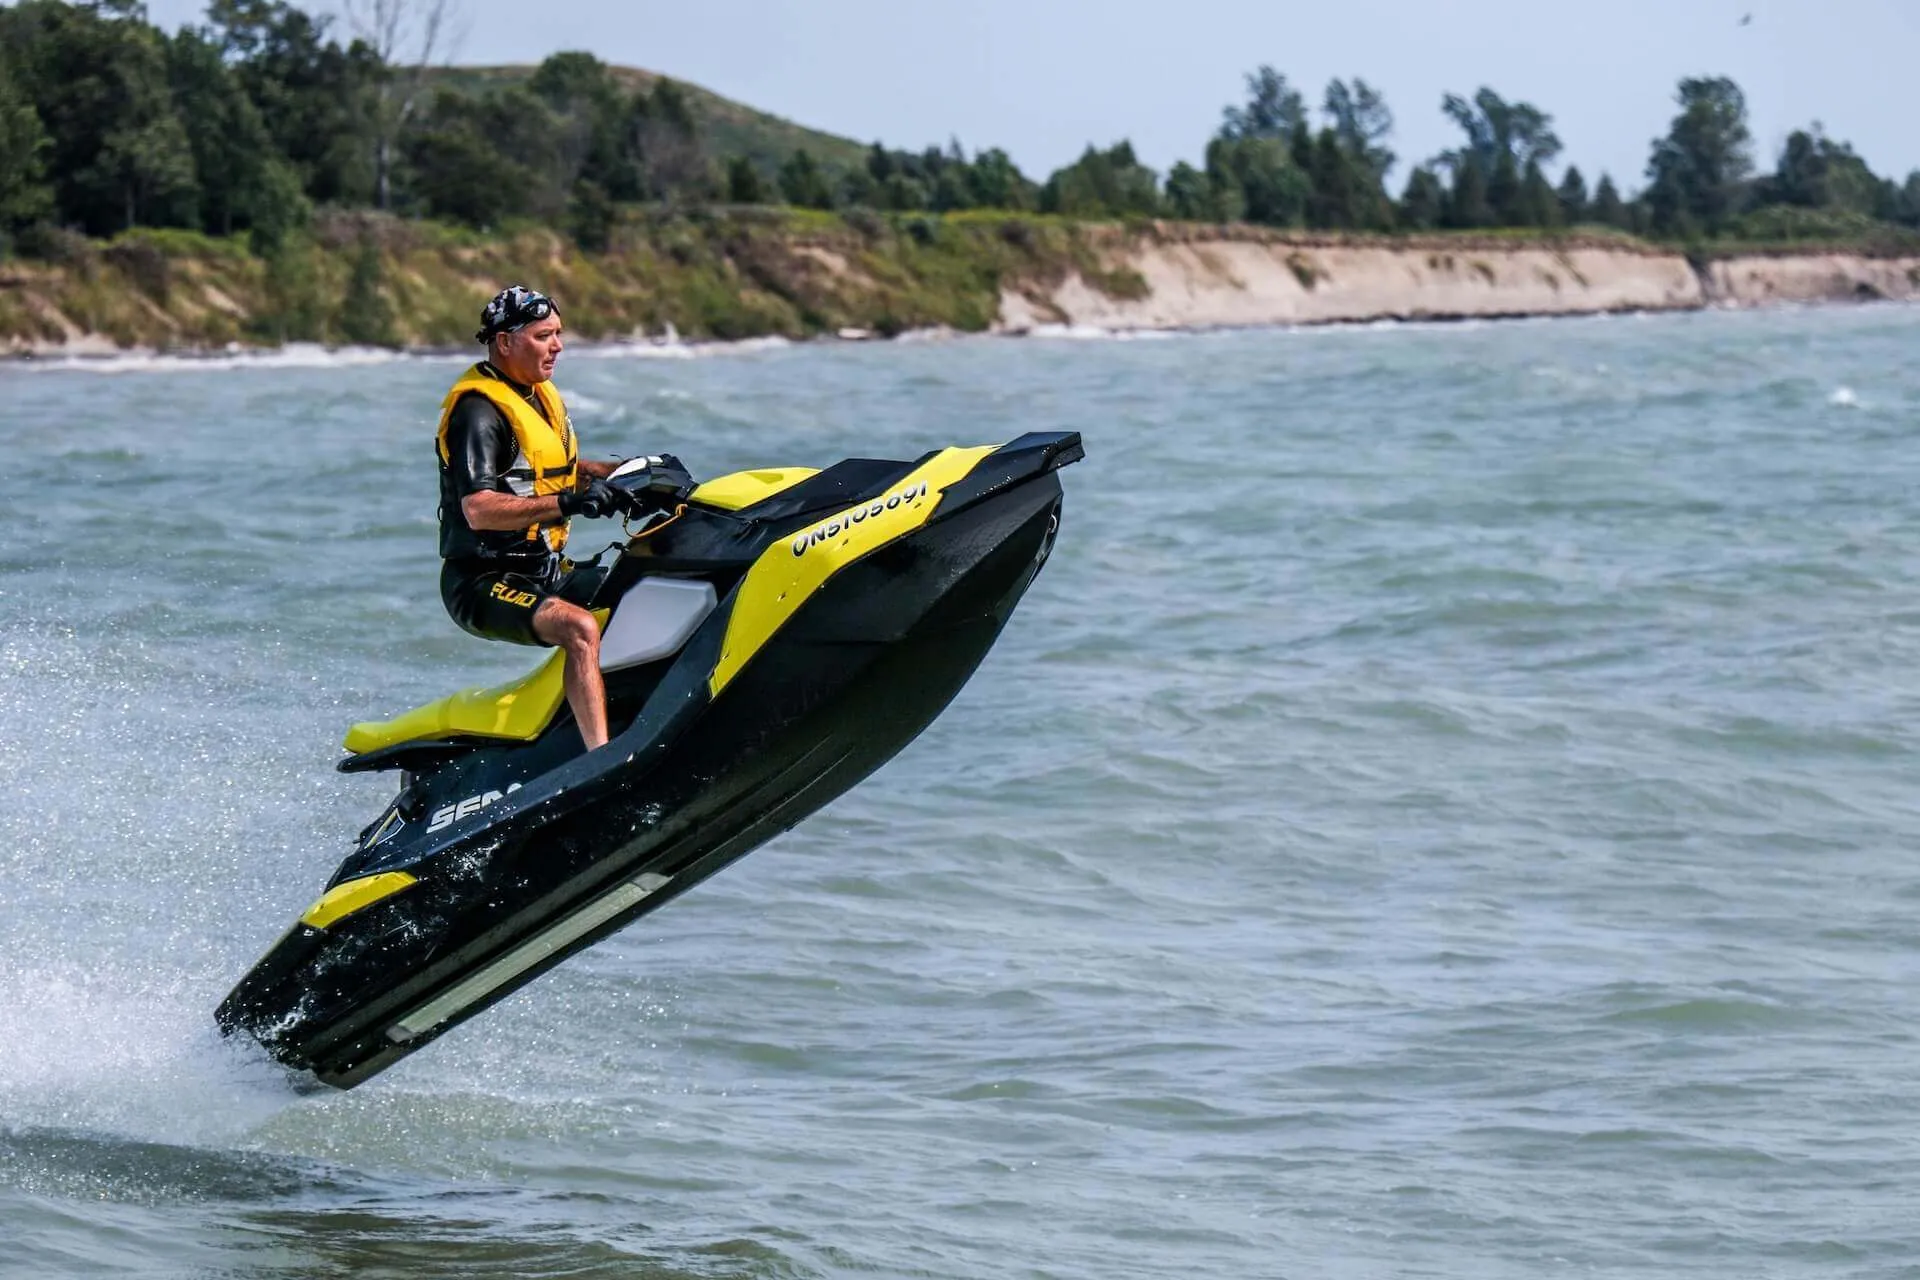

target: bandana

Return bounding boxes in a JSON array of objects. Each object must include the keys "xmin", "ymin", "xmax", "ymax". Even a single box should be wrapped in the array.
[{"xmin": 475, "ymin": 285, "xmax": 559, "ymax": 343}]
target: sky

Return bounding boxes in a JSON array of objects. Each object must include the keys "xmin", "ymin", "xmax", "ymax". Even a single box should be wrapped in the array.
[{"xmin": 141, "ymin": 0, "xmax": 1920, "ymax": 193}]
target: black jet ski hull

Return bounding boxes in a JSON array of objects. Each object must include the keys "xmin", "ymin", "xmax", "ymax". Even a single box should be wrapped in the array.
[{"xmin": 217, "ymin": 450, "xmax": 1072, "ymax": 1088}]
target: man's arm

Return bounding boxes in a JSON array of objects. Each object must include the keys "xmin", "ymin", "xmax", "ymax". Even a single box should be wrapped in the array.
[
  {"xmin": 458, "ymin": 457, "xmax": 630, "ymax": 528},
  {"xmin": 463, "ymin": 467, "xmax": 641, "ymax": 529},
  {"xmin": 445, "ymin": 395, "xmax": 559, "ymax": 531},
  {"xmin": 462, "ymin": 459, "xmax": 626, "ymax": 528},
  {"xmin": 461, "ymin": 489, "xmax": 564, "ymax": 531}
]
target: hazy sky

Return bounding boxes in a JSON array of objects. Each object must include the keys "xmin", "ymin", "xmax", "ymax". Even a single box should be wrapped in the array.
[{"xmin": 142, "ymin": 0, "xmax": 1920, "ymax": 192}]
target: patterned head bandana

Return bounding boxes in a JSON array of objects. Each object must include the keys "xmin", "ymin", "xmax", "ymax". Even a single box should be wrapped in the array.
[{"xmin": 476, "ymin": 285, "xmax": 559, "ymax": 343}]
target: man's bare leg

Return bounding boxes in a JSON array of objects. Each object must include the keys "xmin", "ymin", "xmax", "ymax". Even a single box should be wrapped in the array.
[{"xmin": 533, "ymin": 598, "xmax": 608, "ymax": 751}]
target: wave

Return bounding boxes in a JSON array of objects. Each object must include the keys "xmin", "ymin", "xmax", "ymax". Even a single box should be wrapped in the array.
[{"xmin": 6, "ymin": 333, "xmax": 801, "ymax": 376}]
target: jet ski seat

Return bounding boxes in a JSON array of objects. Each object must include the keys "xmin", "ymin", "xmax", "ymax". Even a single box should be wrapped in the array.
[
  {"xmin": 343, "ymin": 608, "xmax": 612, "ymax": 758},
  {"xmin": 343, "ymin": 648, "xmax": 568, "ymax": 756}
]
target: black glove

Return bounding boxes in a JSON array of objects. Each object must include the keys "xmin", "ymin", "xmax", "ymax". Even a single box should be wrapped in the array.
[{"xmin": 558, "ymin": 477, "xmax": 620, "ymax": 519}]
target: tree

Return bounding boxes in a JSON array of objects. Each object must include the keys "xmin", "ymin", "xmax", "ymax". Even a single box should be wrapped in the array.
[
  {"xmin": 1894, "ymin": 171, "xmax": 1920, "ymax": 228},
  {"xmin": 1591, "ymin": 172, "xmax": 1626, "ymax": 228},
  {"xmin": 245, "ymin": 155, "xmax": 309, "ymax": 254},
  {"xmin": 0, "ymin": 50, "xmax": 55, "ymax": 236},
  {"xmin": 1487, "ymin": 149, "xmax": 1521, "ymax": 224},
  {"xmin": 531, "ymin": 51, "xmax": 641, "ymax": 201},
  {"xmin": 1322, "ymin": 77, "xmax": 1394, "ymax": 183},
  {"xmin": 406, "ymin": 86, "xmax": 563, "ymax": 226},
  {"xmin": 1220, "ymin": 66, "xmax": 1306, "ymax": 141},
  {"xmin": 1208, "ymin": 134, "xmax": 1305, "ymax": 227},
  {"xmin": 1556, "ymin": 164, "xmax": 1588, "ymax": 224},
  {"xmin": 725, "ymin": 155, "xmax": 765, "ymax": 204},
  {"xmin": 1518, "ymin": 159, "xmax": 1560, "ymax": 228},
  {"xmin": 964, "ymin": 148, "xmax": 1034, "ymax": 210},
  {"xmin": 931, "ymin": 168, "xmax": 969, "ymax": 212},
  {"xmin": 564, "ymin": 178, "xmax": 616, "ymax": 250},
  {"xmin": 166, "ymin": 26, "xmax": 277, "ymax": 236},
  {"xmin": 1769, "ymin": 128, "xmax": 1825, "ymax": 207},
  {"xmin": 5, "ymin": 0, "xmax": 200, "ymax": 234},
  {"xmin": 1397, "ymin": 166, "xmax": 1444, "ymax": 230},
  {"xmin": 1645, "ymin": 76, "xmax": 1752, "ymax": 236},
  {"xmin": 209, "ymin": 0, "xmax": 379, "ymax": 207},
  {"xmin": 1444, "ymin": 154, "xmax": 1493, "ymax": 228},
  {"xmin": 1041, "ymin": 142, "xmax": 1160, "ymax": 218},
  {"xmin": 1307, "ymin": 127, "xmax": 1381, "ymax": 229},
  {"xmin": 335, "ymin": 234, "xmax": 397, "ymax": 345},
  {"xmin": 778, "ymin": 148, "xmax": 834, "ymax": 209},
  {"xmin": 1439, "ymin": 88, "xmax": 1562, "ymax": 174},
  {"xmin": 1760, "ymin": 124, "xmax": 1883, "ymax": 217},
  {"xmin": 339, "ymin": 0, "xmax": 465, "ymax": 210},
  {"xmin": 1166, "ymin": 159, "xmax": 1240, "ymax": 222},
  {"xmin": 631, "ymin": 79, "xmax": 709, "ymax": 201}
]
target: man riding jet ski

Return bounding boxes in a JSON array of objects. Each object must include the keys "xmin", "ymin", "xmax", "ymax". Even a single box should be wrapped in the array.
[
  {"xmin": 217, "ymin": 418, "xmax": 1084, "ymax": 1089},
  {"xmin": 439, "ymin": 285, "xmax": 652, "ymax": 752}
]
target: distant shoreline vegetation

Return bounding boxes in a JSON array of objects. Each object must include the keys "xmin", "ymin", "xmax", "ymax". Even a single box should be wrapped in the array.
[
  {"xmin": 4, "ymin": 0, "xmax": 1920, "ymax": 256},
  {"xmin": 2, "ymin": 0, "xmax": 1918, "ymax": 353}
]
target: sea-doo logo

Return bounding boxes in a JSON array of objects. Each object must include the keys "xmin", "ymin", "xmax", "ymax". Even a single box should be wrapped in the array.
[
  {"xmin": 790, "ymin": 480, "xmax": 930, "ymax": 557},
  {"xmin": 427, "ymin": 782, "xmax": 523, "ymax": 833}
]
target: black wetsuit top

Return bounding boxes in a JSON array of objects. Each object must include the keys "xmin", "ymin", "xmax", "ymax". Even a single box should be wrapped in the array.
[
  {"xmin": 437, "ymin": 366, "xmax": 602, "ymax": 645},
  {"xmin": 437, "ymin": 363, "xmax": 561, "ymax": 565}
]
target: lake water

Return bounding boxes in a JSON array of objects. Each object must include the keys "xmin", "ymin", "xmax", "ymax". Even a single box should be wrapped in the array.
[{"xmin": 3, "ymin": 305, "xmax": 1920, "ymax": 1279}]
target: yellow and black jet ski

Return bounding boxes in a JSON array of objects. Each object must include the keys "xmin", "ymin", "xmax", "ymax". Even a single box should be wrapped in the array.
[{"xmin": 216, "ymin": 432, "xmax": 1083, "ymax": 1089}]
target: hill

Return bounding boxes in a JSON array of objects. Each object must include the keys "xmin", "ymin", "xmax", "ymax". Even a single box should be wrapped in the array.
[{"xmin": 424, "ymin": 64, "xmax": 873, "ymax": 175}]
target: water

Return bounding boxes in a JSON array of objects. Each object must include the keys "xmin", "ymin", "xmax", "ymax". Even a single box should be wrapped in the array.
[{"xmin": 4, "ymin": 305, "xmax": 1920, "ymax": 1279}]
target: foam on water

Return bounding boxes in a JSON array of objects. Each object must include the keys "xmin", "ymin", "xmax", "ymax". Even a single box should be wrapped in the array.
[
  {"xmin": 7, "ymin": 342, "xmax": 464, "ymax": 376},
  {"xmin": 7, "ymin": 332, "xmax": 806, "ymax": 378},
  {"xmin": 0, "ymin": 957, "xmax": 299, "ymax": 1144}
]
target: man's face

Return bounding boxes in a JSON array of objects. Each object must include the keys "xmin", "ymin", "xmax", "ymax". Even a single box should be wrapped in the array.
[{"xmin": 496, "ymin": 315, "xmax": 565, "ymax": 384}]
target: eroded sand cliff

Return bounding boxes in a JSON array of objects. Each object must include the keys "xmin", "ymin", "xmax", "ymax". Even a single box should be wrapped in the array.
[{"xmin": 998, "ymin": 238, "xmax": 1920, "ymax": 333}]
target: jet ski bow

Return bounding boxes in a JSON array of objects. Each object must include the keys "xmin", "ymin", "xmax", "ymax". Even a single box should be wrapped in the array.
[{"xmin": 216, "ymin": 432, "xmax": 1083, "ymax": 1088}]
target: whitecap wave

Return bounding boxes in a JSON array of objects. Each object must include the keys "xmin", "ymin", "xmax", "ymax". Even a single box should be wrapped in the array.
[
  {"xmin": 6, "ymin": 343, "xmax": 465, "ymax": 376},
  {"xmin": 1022, "ymin": 324, "xmax": 1181, "ymax": 342}
]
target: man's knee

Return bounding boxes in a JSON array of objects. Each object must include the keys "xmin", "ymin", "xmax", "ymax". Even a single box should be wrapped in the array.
[{"xmin": 533, "ymin": 599, "xmax": 599, "ymax": 655}]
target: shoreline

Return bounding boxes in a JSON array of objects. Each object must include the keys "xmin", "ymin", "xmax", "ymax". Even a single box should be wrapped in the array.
[
  {"xmin": 6, "ymin": 296, "xmax": 1917, "ymax": 370},
  {"xmin": 9, "ymin": 299, "xmax": 1918, "ymax": 373},
  {"xmin": 5, "ymin": 234, "xmax": 1918, "ymax": 364}
]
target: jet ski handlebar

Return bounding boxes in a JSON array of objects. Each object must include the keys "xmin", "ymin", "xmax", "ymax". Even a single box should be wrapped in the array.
[{"xmin": 606, "ymin": 454, "xmax": 697, "ymax": 518}]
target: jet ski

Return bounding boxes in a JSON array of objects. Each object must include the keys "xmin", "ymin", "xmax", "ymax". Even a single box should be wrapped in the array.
[{"xmin": 216, "ymin": 431, "xmax": 1083, "ymax": 1089}]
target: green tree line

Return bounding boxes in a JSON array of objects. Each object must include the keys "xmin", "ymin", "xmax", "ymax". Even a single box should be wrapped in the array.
[{"xmin": 3, "ymin": 0, "xmax": 1919, "ymax": 258}]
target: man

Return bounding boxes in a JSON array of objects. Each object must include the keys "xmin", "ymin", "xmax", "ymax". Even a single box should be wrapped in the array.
[{"xmin": 437, "ymin": 285, "xmax": 629, "ymax": 751}]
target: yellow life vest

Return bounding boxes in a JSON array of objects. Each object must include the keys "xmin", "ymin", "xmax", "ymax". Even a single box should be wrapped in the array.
[{"xmin": 436, "ymin": 364, "xmax": 579, "ymax": 552}]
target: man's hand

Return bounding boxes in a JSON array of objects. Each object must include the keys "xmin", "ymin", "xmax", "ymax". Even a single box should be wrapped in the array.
[{"xmin": 559, "ymin": 477, "xmax": 623, "ymax": 519}]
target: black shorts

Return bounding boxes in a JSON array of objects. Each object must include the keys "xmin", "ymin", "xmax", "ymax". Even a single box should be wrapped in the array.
[{"xmin": 440, "ymin": 556, "xmax": 608, "ymax": 647}]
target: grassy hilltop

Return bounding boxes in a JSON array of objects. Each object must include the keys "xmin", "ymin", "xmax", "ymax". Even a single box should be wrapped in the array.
[{"xmin": 424, "ymin": 64, "xmax": 873, "ymax": 178}]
